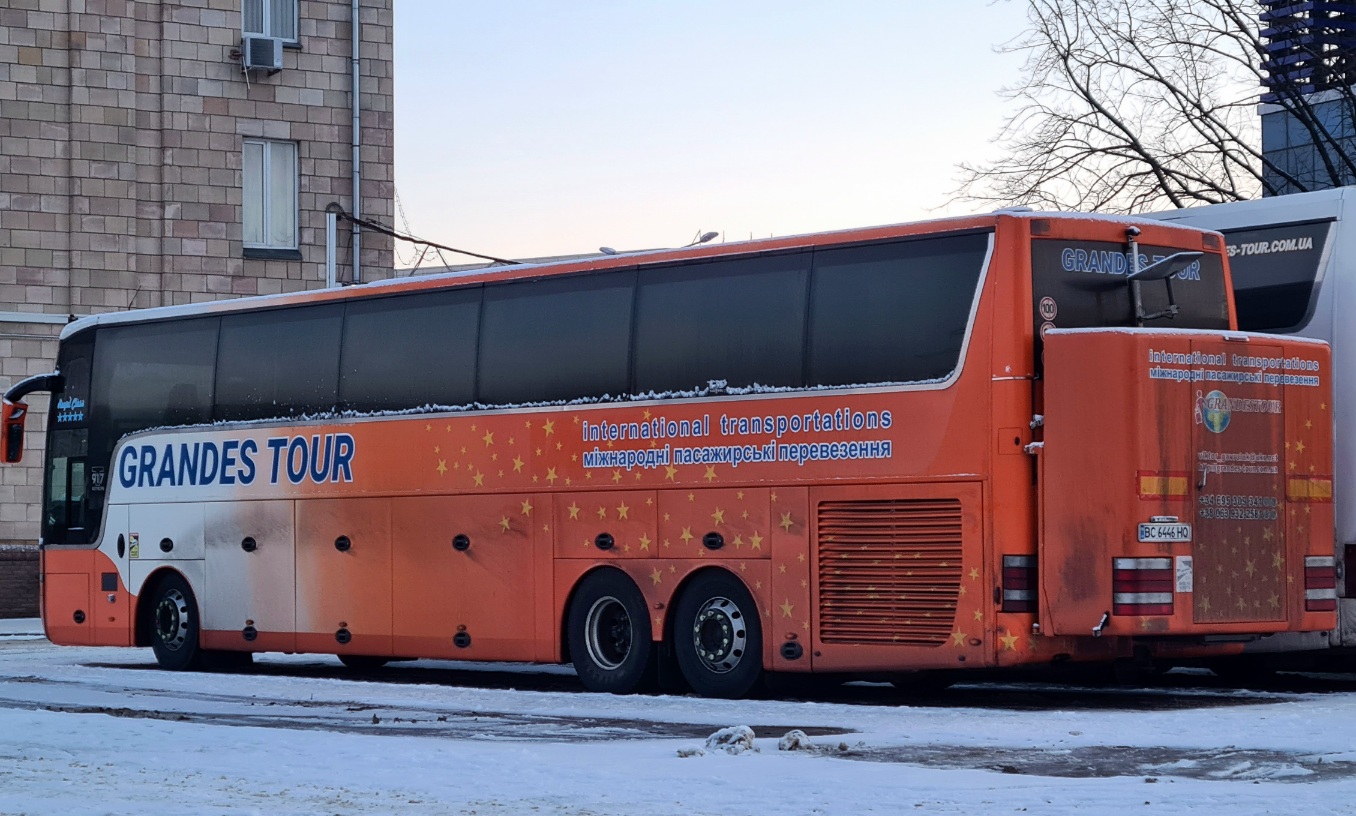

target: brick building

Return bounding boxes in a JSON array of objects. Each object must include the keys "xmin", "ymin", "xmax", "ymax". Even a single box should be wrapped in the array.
[{"xmin": 0, "ymin": 0, "xmax": 395, "ymax": 616}]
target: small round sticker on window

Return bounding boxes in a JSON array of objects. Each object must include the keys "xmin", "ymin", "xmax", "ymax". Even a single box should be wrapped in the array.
[{"xmin": 1039, "ymin": 296, "xmax": 1058, "ymax": 321}]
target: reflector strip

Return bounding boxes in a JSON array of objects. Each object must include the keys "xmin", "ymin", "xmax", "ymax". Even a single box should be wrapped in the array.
[
  {"xmin": 1114, "ymin": 557, "xmax": 1172, "ymax": 570},
  {"xmin": 1138, "ymin": 472, "xmax": 1190, "ymax": 499},
  {"xmin": 1289, "ymin": 477, "xmax": 1334, "ymax": 502},
  {"xmin": 1113, "ymin": 592, "xmax": 1173, "ymax": 604}
]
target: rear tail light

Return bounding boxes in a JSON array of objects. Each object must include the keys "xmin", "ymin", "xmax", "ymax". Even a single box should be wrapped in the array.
[
  {"xmin": 1305, "ymin": 555, "xmax": 1337, "ymax": 612},
  {"xmin": 1113, "ymin": 557, "xmax": 1174, "ymax": 616},
  {"xmin": 1001, "ymin": 555, "xmax": 1037, "ymax": 613}
]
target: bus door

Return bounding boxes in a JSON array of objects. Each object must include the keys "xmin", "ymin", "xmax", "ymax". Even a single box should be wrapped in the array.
[{"xmin": 1037, "ymin": 330, "xmax": 1302, "ymax": 637}]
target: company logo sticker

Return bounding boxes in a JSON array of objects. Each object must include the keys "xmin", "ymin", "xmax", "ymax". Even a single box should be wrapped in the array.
[{"xmin": 1196, "ymin": 389, "xmax": 1231, "ymax": 433}]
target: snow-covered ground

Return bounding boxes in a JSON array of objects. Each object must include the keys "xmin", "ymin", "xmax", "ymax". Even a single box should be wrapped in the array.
[{"xmin": 3, "ymin": 618, "xmax": 1356, "ymax": 815}]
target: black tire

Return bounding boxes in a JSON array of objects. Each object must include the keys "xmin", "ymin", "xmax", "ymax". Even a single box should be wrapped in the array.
[
  {"xmin": 567, "ymin": 569, "xmax": 653, "ymax": 694},
  {"xmin": 338, "ymin": 655, "xmax": 389, "ymax": 672},
  {"xmin": 149, "ymin": 573, "xmax": 202, "ymax": 671},
  {"xmin": 673, "ymin": 570, "xmax": 763, "ymax": 699}
]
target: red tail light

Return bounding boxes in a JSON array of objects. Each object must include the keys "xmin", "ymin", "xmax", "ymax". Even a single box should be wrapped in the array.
[
  {"xmin": 1305, "ymin": 555, "xmax": 1337, "ymax": 612},
  {"xmin": 1001, "ymin": 555, "xmax": 1037, "ymax": 613},
  {"xmin": 1113, "ymin": 557, "xmax": 1174, "ymax": 616}
]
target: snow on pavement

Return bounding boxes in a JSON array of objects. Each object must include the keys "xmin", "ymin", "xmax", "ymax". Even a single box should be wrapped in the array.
[{"xmin": 2, "ymin": 625, "xmax": 1356, "ymax": 815}]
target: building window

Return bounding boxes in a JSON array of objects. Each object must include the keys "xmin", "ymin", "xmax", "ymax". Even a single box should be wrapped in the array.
[
  {"xmin": 242, "ymin": 139, "xmax": 297, "ymax": 251},
  {"xmin": 242, "ymin": 0, "xmax": 297, "ymax": 42}
]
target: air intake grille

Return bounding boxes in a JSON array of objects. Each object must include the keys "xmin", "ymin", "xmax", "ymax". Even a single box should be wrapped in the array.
[{"xmin": 817, "ymin": 498, "xmax": 963, "ymax": 646}]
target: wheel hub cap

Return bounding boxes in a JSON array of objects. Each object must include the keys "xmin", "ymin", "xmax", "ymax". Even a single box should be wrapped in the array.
[
  {"xmin": 584, "ymin": 596, "xmax": 632, "ymax": 671},
  {"xmin": 692, "ymin": 596, "xmax": 746, "ymax": 674}
]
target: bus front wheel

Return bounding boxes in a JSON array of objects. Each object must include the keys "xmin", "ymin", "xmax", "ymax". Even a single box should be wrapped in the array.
[
  {"xmin": 149, "ymin": 573, "xmax": 202, "ymax": 671},
  {"xmin": 672, "ymin": 571, "xmax": 763, "ymax": 699},
  {"xmin": 567, "ymin": 570, "xmax": 653, "ymax": 694}
]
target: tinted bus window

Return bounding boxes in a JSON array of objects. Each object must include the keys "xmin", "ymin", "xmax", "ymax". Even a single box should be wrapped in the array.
[
  {"xmin": 807, "ymin": 233, "xmax": 990, "ymax": 386},
  {"xmin": 478, "ymin": 271, "xmax": 634, "ymax": 405},
  {"xmin": 92, "ymin": 318, "xmax": 219, "ymax": 437},
  {"xmin": 1220, "ymin": 221, "xmax": 1331, "ymax": 331},
  {"xmin": 1030, "ymin": 239, "xmax": 1230, "ymax": 363},
  {"xmin": 216, "ymin": 305, "xmax": 342, "ymax": 421},
  {"xmin": 634, "ymin": 253, "xmax": 810, "ymax": 394},
  {"xmin": 340, "ymin": 288, "xmax": 482, "ymax": 411}
]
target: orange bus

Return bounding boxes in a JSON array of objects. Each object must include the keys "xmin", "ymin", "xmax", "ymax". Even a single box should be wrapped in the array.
[{"xmin": 1, "ymin": 212, "xmax": 1336, "ymax": 697}]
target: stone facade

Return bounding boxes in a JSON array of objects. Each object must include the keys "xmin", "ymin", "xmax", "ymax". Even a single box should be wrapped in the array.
[{"xmin": 0, "ymin": 0, "xmax": 394, "ymax": 615}]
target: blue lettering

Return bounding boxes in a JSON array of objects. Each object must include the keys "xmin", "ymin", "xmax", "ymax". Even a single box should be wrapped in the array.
[
  {"xmin": 118, "ymin": 447, "xmax": 138, "ymax": 489},
  {"xmin": 286, "ymin": 437, "xmax": 307, "ymax": 485},
  {"xmin": 332, "ymin": 433, "xmax": 355, "ymax": 483},
  {"xmin": 199, "ymin": 442, "xmax": 220, "ymax": 484},
  {"xmin": 267, "ymin": 437, "xmax": 288, "ymax": 484},
  {"xmin": 220, "ymin": 440, "xmax": 239, "ymax": 486},
  {"xmin": 138, "ymin": 446, "xmax": 155, "ymax": 488},
  {"xmin": 308, "ymin": 434, "xmax": 332, "ymax": 484},
  {"xmin": 156, "ymin": 444, "xmax": 175, "ymax": 487},
  {"xmin": 238, "ymin": 439, "xmax": 257, "ymax": 485},
  {"xmin": 178, "ymin": 443, "xmax": 199, "ymax": 485}
]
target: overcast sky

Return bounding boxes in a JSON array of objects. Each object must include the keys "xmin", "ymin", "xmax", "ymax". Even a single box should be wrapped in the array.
[{"xmin": 392, "ymin": 2, "xmax": 1031, "ymax": 264}]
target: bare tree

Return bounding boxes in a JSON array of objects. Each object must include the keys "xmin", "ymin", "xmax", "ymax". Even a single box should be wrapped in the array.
[{"xmin": 958, "ymin": 0, "xmax": 1356, "ymax": 212}]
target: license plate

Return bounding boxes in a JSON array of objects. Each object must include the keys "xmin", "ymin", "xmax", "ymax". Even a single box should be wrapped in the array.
[{"xmin": 1138, "ymin": 522, "xmax": 1192, "ymax": 543}]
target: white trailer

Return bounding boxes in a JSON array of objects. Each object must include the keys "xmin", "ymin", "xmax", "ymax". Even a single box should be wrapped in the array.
[{"xmin": 1150, "ymin": 188, "xmax": 1352, "ymax": 660}]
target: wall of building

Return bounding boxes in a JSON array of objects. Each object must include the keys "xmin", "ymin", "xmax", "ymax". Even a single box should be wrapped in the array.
[{"xmin": 0, "ymin": 0, "xmax": 395, "ymax": 615}]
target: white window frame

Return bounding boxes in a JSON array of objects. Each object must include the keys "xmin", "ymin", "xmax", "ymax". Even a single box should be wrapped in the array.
[
  {"xmin": 242, "ymin": 138, "xmax": 299, "ymax": 252},
  {"xmin": 242, "ymin": 0, "xmax": 298, "ymax": 44}
]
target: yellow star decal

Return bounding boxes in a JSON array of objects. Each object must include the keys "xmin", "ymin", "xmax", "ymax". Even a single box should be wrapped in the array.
[
  {"xmin": 499, "ymin": 516, "xmax": 511, "ymax": 533},
  {"xmin": 512, "ymin": 456, "xmax": 525, "ymax": 473},
  {"xmin": 969, "ymin": 567, "xmax": 980, "ymax": 581},
  {"xmin": 638, "ymin": 534, "xmax": 651, "ymax": 552},
  {"xmin": 1000, "ymin": 633, "xmax": 1019, "ymax": 651},
  {"xmin": 951, "ymin": 631, "xmax": 967, "ymax": 647},
  {"xmin": 596, "ymin": 506, "xmax": 608, "ymax": 520},
  {"xmin": 973, "ymin": 609, "xmax": 983, "ymax": 622},
  {"xmin": 680, "ymin": 527, "xmax": 694, "ymax": 543},
  {"xmin": 779, "ymin": 513, "xmax": 795, "ymax": 533},
  {"xmin": 545, "ymin": 467, "xmax": 558, "ymax": 484},
  {"xmin": 649, "ymin": 568, "xmax": 663, "ymax": 586},
  {"xmin": 472, "ymin": 471, "xmax": 485, "ymax": 487},
  {"xmin": 1296, "ymin": 440, "xmax": 1306, "ymax": 454},
  {"xmin": 482, "ymin": 431, "xmax": 495, "ymax": 446},
  {"xmin": 780, "ymin": 600, "xmax": 795, "ymax": 618},
  {"xmin": 543, "ymin": 419, "xmax": 555, "ymax": 435},
  {"xmin": 424, "ymin": 424, "xmax": 432, "ymax": 431},
  {"xmin": 664, "ymin": 464, "xmax": 678, "ymax": 481},
  {"xmin": 711, "ymin": 507, "xmax": 725, "ymax": 525},
  {"xmin": 520, "ymin": 500, "xmax": 533, "ymax": 516},
  {"xmin": 436, "ymin": 459, "xmax": 447, "ymax": 475},
  {"xmin": 704, "ymin": 466, "xmax": 717, "ymax": 483},
  {"xmin": 749, "ymin": 532, "xmax": 763, "ymax": 550},
  {"xmin": 612, "ymin": 470, "xmax": 623, "ymax": 484},
  {"xmin": 617, "ymin": 502, "xmax": 630, "ymax": 520},
  {"xmin": 434, "ymin": 445, "xmax": 441, "ymax": 454}
]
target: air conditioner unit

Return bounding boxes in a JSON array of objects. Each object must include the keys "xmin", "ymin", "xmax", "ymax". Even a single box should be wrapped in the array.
[{"xmin": 241, "ymin": 36, "xmax": 283, "ymax": 72}]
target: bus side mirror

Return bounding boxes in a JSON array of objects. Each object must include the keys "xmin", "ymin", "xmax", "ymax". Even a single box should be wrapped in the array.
[{"xmin": 1, "ymin": 401, "xmax": 27, "ymax": 464}]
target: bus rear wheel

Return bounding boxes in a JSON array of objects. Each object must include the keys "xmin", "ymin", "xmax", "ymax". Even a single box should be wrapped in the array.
[
  {"xmin": 149, "ymin": 573, "xmax": 202, "ymax": 672},
  {"xmin": 673, "ymin": 571, "xmax": 763, "ymax": 699},
  {"xmin": 567, "ymin": 569, "xmax": 652, "ymax": 694}
]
